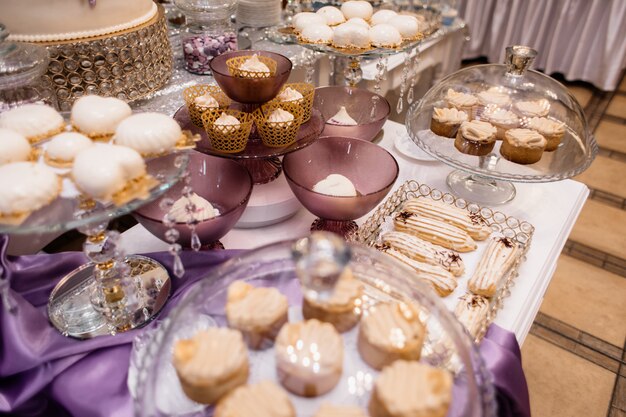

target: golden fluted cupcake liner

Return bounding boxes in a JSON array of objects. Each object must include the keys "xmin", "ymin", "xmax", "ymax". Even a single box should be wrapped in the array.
[
  {"xmin": 271, "ymin": 83, "xmax": 315, "ymax": 123},
  {"xmin": 253, "ymin": 102, "xmax": 303, "ymax": 148},
  {"xmin": 226, "ymin": 56, "xmax": 277, "ymax": 79},
  {"xmin": 201, "ymin": 109, "xmax": 253, "ymax": 154},
  {"xmin": 182, "ymin": 85, "xmax": 232, "ymax": 128}
]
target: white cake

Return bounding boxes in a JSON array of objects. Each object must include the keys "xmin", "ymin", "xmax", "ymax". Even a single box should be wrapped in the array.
[
  {"xmin": 0, "ymin": 162, "xmax": 60, "ymax": 216},
  {"xmin": 333, "ymin": 22, "xmax": 370, "ymax": 49},
  {"xmin": 45, "ymin": 132, "xmax": 93, "ymax": 166},
  {"xmin": 2, "ymin": 0, "xmax": 158, "ymax": 42},
  {"xmin": 71, "ymin": 95, "xmax": 132, "ymax": 139},
  {"xmin": 0, "ymin": 128, "xmax": 32, "ymax": 165},
  {"xmin": 114, "ymin": 113, "xmax": 182, "ymax": 156},
  {"xmin": 0, "ymin": 104, "xmax": 64, "ymax": 143}
]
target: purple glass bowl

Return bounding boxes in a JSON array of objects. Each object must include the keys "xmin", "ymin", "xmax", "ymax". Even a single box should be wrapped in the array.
[
  {"xmin": 134, "ymin": 151, "xmax": 253, "ymax": 248},
  {"xmin": 209, "ymin": 50, "xmax": 293, "ymax": 104},
  {"xmin": 313, "ymin": 86, "xmax": 391, "ymax": 142},
  {"xmin": 283, "ymin": 136, "xmax": 399, "ymax": 224}
]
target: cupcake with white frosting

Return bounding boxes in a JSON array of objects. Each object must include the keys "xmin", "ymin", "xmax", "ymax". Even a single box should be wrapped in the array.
[
  {"xmin": 514, "ymin": 99, "xmax": 550, "ymax": 118},
  {"xmin": 482, "ymin": 107, "xmax": 519, "ymax": 140},
  {"xmin": 454, "ymin": 120, "xmax": 497, "ymax": 156},
  {"xmin": 526, "ymin": 117, "xmax": 566, "ymax": 151},
  {"xmin": 500, "ymin": 128, "xmax": 547, "ymax": 164},
  {"xmin": 445, "ymin": 89, "xmax": 478, "ymax": 119},
  {"xmin": 477, "ymin": 87, "xmax": 511, "ymax": 108},
  {"xmin": 430, "ymin": 107, "xmax": 468, "ymax": 138}
]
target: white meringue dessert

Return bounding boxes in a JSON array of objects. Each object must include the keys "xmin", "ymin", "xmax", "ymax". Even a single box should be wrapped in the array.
[
  {"xmin": 72, "ymin": 143, "xmax": 146, "ymax": 200},
  {"xmin": 168, "ymin": 193, "xmax": 218, "ymax": 223},
  {"xmin": 0, "ymin": 162, "xmax": 60, "ymax": 217},
  {"xmin": 114, "ymin": 112, "xmax": 182, "ymax": 156},
  {"xmin": 267, "ymin": 108, "xmax": 295, "ymax": 124},
  {"xmin": 388, "ymin": 15, "xmax": 420, "ymax": 39},
  {"xmin": 369, "ymin": 23, "xmax": 403, "ymax": 47},
  {"xmin": 45, "ymin": 132, "xmax": 93, "ymax": 166},
  {"xmin": 0, "ymin": 128, "xmax": 32, "ymax": 165},
  {"xmin": 346, "ymin": 17, "xmax": 370, "ymax": 28},
  {"xmin": 332, "ymin": 22, "xmax": 370, "ymax": 49},
  {"xmin": 313, "ymin": 174, "xmax": 357, "ymax": 197},
  {"xmin": 316, "ymin": 6, "xmax": 345, "ymax": 26},
  {"xmin": 70, "ymin": 95, "xmax": 132, "ymax": 138},
  {"xmin": 293, "ymin": 12, "xmax": 326, "ymax": 33},
  {"xmin": 0, "ymin": 104, "xmax": 64, "ymax": 143},
  {"xmin": 214, "ymin": 113, "xmax": 241, "ymax": 128},
  {"xmin": 276, "ymin": 87, "xmax": 304, "ymax": 102},
  {"xmin": 327, "ymin": 106, "xmax": 358, "ymax": 126},
  {"xmin": 193, "ymin": 93, "xmax": 220, "ymax": 109},
  {"xmin": 371, "ymin": 9, "xmax": 398, "ymax": 26},
  {"xmin": 239, "ymin": 54, "xmax": 271, "ymax": 74},
  {"xmin": 301, "ymin": 23, "xmax": 334, "ymax": 44},
  {"xmin": 341, "ymin": 1, "xmax": 373, "ymax": 20}
]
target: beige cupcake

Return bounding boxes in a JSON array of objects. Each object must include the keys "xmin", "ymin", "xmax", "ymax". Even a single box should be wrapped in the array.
[
  {"xmin": 430, "ymin": 107, "xmax": 468, "ymax": 138},
  {"xmin": 500, "ymin": 128, "xmax": 546, "ymax": 164},
  {"xmin": 445, "ymin": 89, "xmax": 478, "ymax": 119},
  {"xmin": 514, "ymin": 99, "xmax": 550, "ymax": 118},
  {"xmin": 526, "ymin": 117, "xmax": 566, "ymax": 151},
  {"xmin": 482, "ymin": 107, "xmax": 519, "ymax": 140}
]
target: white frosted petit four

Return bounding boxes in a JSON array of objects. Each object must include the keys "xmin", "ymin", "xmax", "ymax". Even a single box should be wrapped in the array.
[
  {"xmin": 0, "ymin": 162, "xmax": 60, "ymax": 217},
  {"xmin": 313, "ymin": 174, "xmax": 357, "ymax": 197},
  {"xmin": 70, "ymin": 95, "xmax": 132, "ymax": 139},
  {"xmin": 0, "ymin": 128, "xmax": 32, "ymax": 165},
  {"xmin": 0, "ymin": 104, "xmax": 64, "ymax": 143},
  {"xmin": 369, "ymin": 24, "xmax": 403, "ymax": 48},
  {"xmin": 316, "ymin": 6, "xmax": 345, "ymax": 26},
  {"xmin": 327, "ymin": 106, "xmax": 358, "ymax": 125},
  {"xmin": 114, "ymin": 112, "xmax": 182, "ymax": 156},
  {"xmin": 293, "ymin": 12, "xmax": 326, "ymax": 33},
  {"xmin": 332, "ymin": 22, "xmax": 370, "ymax": 49},
  {"xmin": 169, "ymin": 193, "xmax": 217, "ymax": 223},
  {"xmin": 388, "ymin": 15, "xmax": 420, "ymax": 39},
  {"xmin": 301, "ymin": 24, "xmax": 334, "ymax": 44},
  {"xmin": 276, "ymin": 87, "xmax": 304, "ymax": 102},
  {"xmin": 341, "ymin": 1, "xmax": 374, "ymax": 21},
  {"xmin": 72, "ymin": 143, "xmax": 146, "ymax": 200},
  {"xmin": 371, "ymin": 9, "xmax": 397, "ymax": 26},
  {"xmin": 275, "ymin": 319, "xmax": 344, "ymax": 397},
  {"xmin": 346, "ymin": 17, "xmax": 370, "ymax": 28},
  {"xmin": 44, "ymin": 132, "xmax": 93, "ymax": 167}
]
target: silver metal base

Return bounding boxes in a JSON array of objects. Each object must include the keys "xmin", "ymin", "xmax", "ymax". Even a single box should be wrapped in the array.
[{"xmin": 47, "ymin": 255, "xmax": 171, "ymax": 339}]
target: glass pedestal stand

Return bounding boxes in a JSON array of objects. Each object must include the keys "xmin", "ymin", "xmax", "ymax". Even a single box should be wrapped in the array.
[{"xmin": 446, "ymin": 170, "xmax": 517, "ymax": 206}]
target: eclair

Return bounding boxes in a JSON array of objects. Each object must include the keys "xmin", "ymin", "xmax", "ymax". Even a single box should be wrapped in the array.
[
  {"xmin": 468, "ymin": 236, "xmax": 520, "ymax": 297},
  {"xmin": 393, "ymin": 211, "xmax": 477, "ymax": 252}
]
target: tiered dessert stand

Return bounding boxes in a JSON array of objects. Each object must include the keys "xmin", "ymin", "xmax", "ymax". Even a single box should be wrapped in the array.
[
  {"xmin": 0, "ymin": 152, "xmax": 189, "ymax": 339},
  {"xmin": 406, "ymin": 46, "xmax": 598, "ymax": 205}
]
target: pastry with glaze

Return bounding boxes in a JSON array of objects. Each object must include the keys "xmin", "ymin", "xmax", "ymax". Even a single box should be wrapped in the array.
[
  {"xmin": 368, "ymin": 360, "xmax": 452, "ymax": 417},
  {"xmin": 169, "ymin": 193, "xmax": 218, "ymax": 223},
  {"xmin": 71, "ymin": 95, "xmax": 132, "ymax": 140},
  {"xmin": 482, "ymin": 107, "xmax": 519, "ymax": 140},
  {"xmin": 393, "ymin": 211, "xmax": 477, "ymax": 252},
  {"xmin": 0, "ymin": 162, "xmax": 60, "ymax": 219},
  {"xmin": 301, "ymin": 24, "xmax": 334, "ymax": 44},
  {"xmin": 454, "ymin": 120, "xmax": 496, "ymax": 156},
  {"xmin": 369, "ymin": 24, "xmax": 402, "ymax": 48},
  {"xmin": 388, "ymin": 15, "xmax": 421, "ymax": 39},
  {"xmin": 44, "ymin": 132, "xmax": 93, "ymax": 168},
  {"xmin": 0, "ymin": 104, "xmax": 64, "ymax": 143},
  {"xmin": 226, "ymin": 281, "xmax": 289, "ymax": 349},
  {"xmin": 526, "ymin": 116, "xmax": 565, "ymax": 151},
  {"xmin": 468, "ymin": 236, "xmax": 519, "ymax": 297},
  {"xmin": 514, "ymin": 99, "xmax": 550, "ymax": 118},
  {"xmin": 327, "ymin": 106, "xmax": 358, "ymax": 126},
  {"xmin": 332, "ymin": 22, "xmax": 370, "ymax": 49},
  {"xmin": 402, "ymin": 197, "xmax": 491, "ymax": 241},
  {"xmin": 371, "ymin": 10, "xmax": 398, "ymax": 25},
  {"xmin": 454, "ymin": 293, "xmax": 490, "ymax": 339},
  {"xmin": 341, "ymin": 1, "xmax": 374, "ymax": 20},
  {"xmin": 358, "ymin": 302, "xmax": 425, "ymax": 370},
  {"xmin": 72, "ymin": 143, "xmax": 146, "ymax": 201},
  {"xmin": 346, "ymin": 17, "xmax": 370, "ymax": 28},
  {"xmin": 378, "ymin": 246, "xmax": 457, "ymax": 297},
  {"xmin": 313, "ymin": 173, "xmax": 357, "ymax": 197},
  {"xmin": 445, "ymin": 89, "xmax": 478, "ymax": 119},
  {"xmin": 314, "ymin": 404, "xmax": 368, "ymax": 417},
  {"xmin": 430, "ymin": 107, "xmax": 468, "ymax": 138},
  {"xmin": 0, "ymin": 128, "xmax": 32, "ymax": 165},
  {"xmin": 214, "ymin": 381, "xmax": 295, "ymax": 417},
  {"xmin": 302, "ymin": 268, "xmax": 364, "ymax": 332},
  {"xmin": 173, "ymin": 327, "xmax": 249, "ymax": 405},
  {"xmin": 500, "ymin": 128, "xmax": 547, "ymax": 164},
  {"xmin": 114, "ymin": 112, "xmax": 183, "ymax": 156},
  {"xmin": 293, "ymin": 12, "xmax": 326, "ymax": 33},
  {"xmin": 275, "ymin": 319, "xmax": 343, "ymax": 396},
  {"xmin": 381, "ymin": 231, "xmax": 465, "ymax": 276},
  {"xmin": 316, "ymin": 6, "xmax": 345, "ymax": 26}
]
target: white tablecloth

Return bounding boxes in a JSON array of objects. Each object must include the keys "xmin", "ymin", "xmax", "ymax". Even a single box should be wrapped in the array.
[
  {"xmin": 458, "ymin": 0, "xmax": 626, "ymax": 91},
  {"xmin": 119, "ymin": 120, "xmax": 589, "ymax": 345}
]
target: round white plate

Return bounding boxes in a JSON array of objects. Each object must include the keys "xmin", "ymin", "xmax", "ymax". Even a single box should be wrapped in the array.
[{"xmin": 394, "ymin": 135, "xmax": 438, "ymax": 162}]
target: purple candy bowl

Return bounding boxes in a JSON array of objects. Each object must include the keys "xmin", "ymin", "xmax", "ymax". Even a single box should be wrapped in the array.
[
  {"xmin": 209, "ymin": 50, "xmax": 292, "ymax": 104},
  {"xmin": 282, "ymin": 136, "xmax": 399, "ymax": 236},
  {"xmin": 314, "ymin": 86, "xmax": 391, "ymax": 142},
  {"xmin": 134, "ymin": 151, "xmax": 253, "ymax": 248}
]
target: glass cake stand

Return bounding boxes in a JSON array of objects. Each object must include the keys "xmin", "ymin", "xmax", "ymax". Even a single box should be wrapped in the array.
[
  {"xmin": 406, "ymin": 46, "xmax": 598, "ymax": 205},
  {"xmin": 132, "ymin": 233, "xmax": 496, "ymax": 417},
  {"xmin": 0, "ymin": 152, "xmax": 189, "ymax": 339}
]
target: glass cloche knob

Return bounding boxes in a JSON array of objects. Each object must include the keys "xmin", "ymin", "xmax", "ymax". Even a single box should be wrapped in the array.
[
  {"xmin": 292, "ymin": 232, "xmax": 351, "ymax": 302},
  {"xmin": 504, "ymin": 45, "xmax": 537, "ymax": 76}
]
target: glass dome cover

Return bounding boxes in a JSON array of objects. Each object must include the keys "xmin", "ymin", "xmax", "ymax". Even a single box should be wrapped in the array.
[
  {"xmin": 132, "ymin": 234, "xmax": 496, "ymax": 417},
  {"xmin": 406, "ymin": 46, "xmax": 597, "ymax": 183}
]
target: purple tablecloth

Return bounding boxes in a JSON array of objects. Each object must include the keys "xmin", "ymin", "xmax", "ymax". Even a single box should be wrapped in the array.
[{"xmin": 0, "ymin": 239, "xmax": 530, "ymax": 417}]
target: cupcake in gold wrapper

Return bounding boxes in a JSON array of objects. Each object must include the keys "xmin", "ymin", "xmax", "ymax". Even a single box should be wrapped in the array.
[
  {"xmin": 254, "ymin": 103, "xmax": 303, "ymax": 148},
  {"xmin": 202, "ymin": 109, "xmax": 253, "ymax": 154},
  {"xmin": 227, "ymin": 54, "xmax": 277, "ymax": 79},
  {"xmin": 272, "ymin": 83, "xmax": 315, "ymax": 123},
  {"xmin": 183, "ymin": 85, "xmax": 231, "ymax": 128}
]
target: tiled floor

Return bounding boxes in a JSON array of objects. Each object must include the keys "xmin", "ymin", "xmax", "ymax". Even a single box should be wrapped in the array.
[{"xmin": 522, "ymin": 72, "xmax": 626, "ymax": 417}]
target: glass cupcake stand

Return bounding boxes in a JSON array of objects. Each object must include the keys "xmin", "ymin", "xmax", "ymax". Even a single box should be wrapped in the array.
[
  {"xmin": 0, "ymin": 151, "xmax": 189, "ymax": 339},
  {"xmin": 131, "ymin": 233, "xmax": 497, "ymax": 417},
  {"xmin": 406, "ymin": 46, "xmax": 598, "ymax": 205}
]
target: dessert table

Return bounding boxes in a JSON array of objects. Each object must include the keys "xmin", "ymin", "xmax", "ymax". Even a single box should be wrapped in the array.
[{"xmin": 119, "ymin": 119, "xmax": 589, "ymax": 345}]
